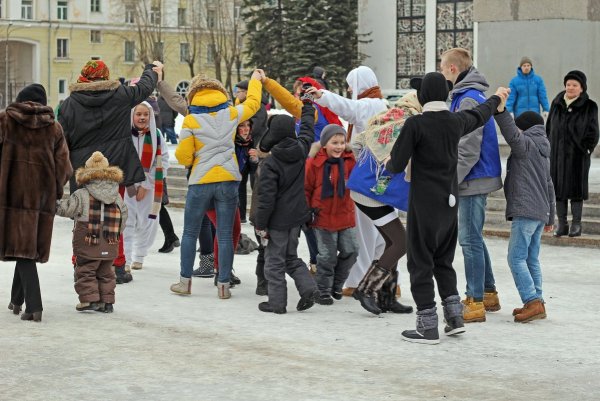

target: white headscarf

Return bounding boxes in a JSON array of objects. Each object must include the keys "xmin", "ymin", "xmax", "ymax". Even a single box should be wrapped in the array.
[{"xmin": 346, "ymin": 66, "xmax": 379, "ymax": 100}]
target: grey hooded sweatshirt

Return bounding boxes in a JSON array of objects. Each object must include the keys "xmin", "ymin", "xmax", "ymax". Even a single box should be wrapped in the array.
[{"xmin": 494, "ymin": 111, "xmax": 555, "ymax": 225}]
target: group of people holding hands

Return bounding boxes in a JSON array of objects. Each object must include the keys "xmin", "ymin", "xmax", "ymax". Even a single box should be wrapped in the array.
[{"xmin": 1, "ymin": 48, "xmax": 597, "ymax": 346}]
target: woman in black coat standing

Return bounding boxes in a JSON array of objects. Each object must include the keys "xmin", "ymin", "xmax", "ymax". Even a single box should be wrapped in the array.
[{"xmin": 547, "ymin": 70, "xmax": 599, "ymax": 237}]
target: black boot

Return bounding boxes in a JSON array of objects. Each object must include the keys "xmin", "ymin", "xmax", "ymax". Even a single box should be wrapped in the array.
[
  {"xmin": 158, "ymin": 235, "xmax": 180, "ymax": 253},
  {"xmin": 115, "ymin": 265, "xmax": 132, "ymax": 284},
  {"xmin": 569, "ymin": 200, "xmax": 583, "ymax": 237},
  {"xmin": 378, "ymin": 270, "xmax": 413, "ymax": 314},
  {"xmin": 353, "ymin": 261, "xmax": 391, "ymax": 315},
  {"xmin": 21, "ymin": 311, "xmax": 42, "ymax": 322},
  {"xmin": 554, "ymin": 200, "xmax": 569, "ymax": 237},
  {"xmin": 401, "ymin": 307, "xmax": 440, "ymax": 345},
  {"xmin": 8, "ymin": 302, "xmax": 22, "ymax": 315}
]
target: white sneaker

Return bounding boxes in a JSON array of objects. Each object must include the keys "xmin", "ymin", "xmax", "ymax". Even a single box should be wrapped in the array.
[{"xmin": 170, "ymin": 277, "xmax": 191, "ymax": 295}]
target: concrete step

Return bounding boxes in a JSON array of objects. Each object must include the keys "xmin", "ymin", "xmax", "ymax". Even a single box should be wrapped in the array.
[
  {"xmin": 485, "ymin": 210, "xmax": 600, "ymax": 235},
  {"xmin": 483, "ymin": 227, "xmax": 600, "ymax": 249}
]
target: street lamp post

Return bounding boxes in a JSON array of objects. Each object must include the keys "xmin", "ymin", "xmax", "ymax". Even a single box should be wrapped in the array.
[{"xmin": 5, "ymin": 21, "xmax": 13, "ymax": 109}]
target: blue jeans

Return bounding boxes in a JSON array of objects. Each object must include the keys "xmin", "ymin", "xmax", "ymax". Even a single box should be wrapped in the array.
[
  {"xmin": 163, "ymin": 126, "xmax": 178, "ymax": 144},
  {"xmin": 180, "ymin": 182, "xmax": 238, "ymax": 282},
  {"xmin": 458, "ymin": 194, "xmax": 496, "ymax": 301},
  {"xmin": 507, "ymin": 217, "xmax": 544, "ymax": 304}
]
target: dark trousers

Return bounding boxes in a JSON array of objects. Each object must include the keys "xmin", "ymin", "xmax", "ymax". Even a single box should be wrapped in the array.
[
  {"xmin": 75, "ymin": 257, "xmax": 116, "ymax": 304},
  {"xmin": 197, "ymin": 213, "xmax": 215, "ymax": 255},
  {"xmin": 10, "ymin": 258, "xmax": 43, "ymax": 313},
  {"xmin": 255, "ymin": 232, "xmax": 267, "ymax": 287},
  {"xmin": 264, "ymin": 227, "xmax": 317, "ymax": 309},
  {"xmin": 238, "ymin": 166, "xmax": 255, "ymax": 221},
  {"xmin": 408, "ymin": 216, "xmax": 459, "ymax": 311},
  {"xmin": 301, "ymin": 225, "xmax": 319, "ymax": 264},
  {"xmin": 159, "ymin": 203, "xmax": 178, "ymax": 241}
]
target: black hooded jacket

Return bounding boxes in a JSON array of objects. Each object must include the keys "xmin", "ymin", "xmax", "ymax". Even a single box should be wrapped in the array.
[
  {"xmin": 59, "ymin": 65, "xmax": 157, "ymax": 192},
  {"xmin": 255, "ymin": 103, "xmax": 315, "ymax": 231}
]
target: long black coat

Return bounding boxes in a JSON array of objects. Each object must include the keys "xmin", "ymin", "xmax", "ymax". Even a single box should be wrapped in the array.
[
  {"xmin": 546, "ymin": 91, "xmax": 599, "ymax": 200},
  {"xmin": 59, "ymin": 65, "xmax": 157, "ymax": 192}
]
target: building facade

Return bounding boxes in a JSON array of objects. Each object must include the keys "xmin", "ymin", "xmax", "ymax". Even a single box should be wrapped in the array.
[
  {"xmin": 0, "ymin": 0, "xmax": 243, "ymax": 108},
  {"xmin": 359, "ymin": 0, "xmax": 599, "ymax": 102}
]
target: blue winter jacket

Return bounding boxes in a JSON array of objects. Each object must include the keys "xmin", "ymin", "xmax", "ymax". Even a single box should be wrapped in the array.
[{"xmin": 506, "ymin": 67, "xmax": 550, "ymax": 117}]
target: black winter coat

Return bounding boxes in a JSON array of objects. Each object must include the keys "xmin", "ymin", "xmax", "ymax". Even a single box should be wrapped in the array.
[
  {"xmin": 250, "ymin": 93, "xmax": 269, "ymax": 146},
  {"xmin": 254, "ymin": 104, "xmax": 315, "ymax": 231},
  {"xmin": 59, "ymin": 65, "xmax": 157, "ymax": 192},
  {"xmin": 546, "ymin": 91, "xmax": 599, "ymax": 200}
]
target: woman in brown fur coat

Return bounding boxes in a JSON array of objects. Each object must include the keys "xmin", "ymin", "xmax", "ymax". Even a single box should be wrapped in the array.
[{"xmin": 0, "ymin": 84, "xmax": 73, "ymax": 322}]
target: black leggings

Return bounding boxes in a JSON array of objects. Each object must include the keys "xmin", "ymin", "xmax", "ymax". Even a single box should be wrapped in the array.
[
  {"xmin": 11, "ymin": 258, "xmax": 43, "ymax": 313},
  {"xmin": 356, "ymin": 203, "xmax": 407, "ymax": 271}
]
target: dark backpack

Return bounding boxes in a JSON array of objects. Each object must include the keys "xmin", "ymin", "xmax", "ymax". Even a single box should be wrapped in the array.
[{"xmin": 235, "ymin": 233, "xmax": 259, "ymax": 255}]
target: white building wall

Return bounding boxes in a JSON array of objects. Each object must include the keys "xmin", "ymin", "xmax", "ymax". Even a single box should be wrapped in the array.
[{"xmin": 358, "ymin": 0, "xmax": 397, "ymax": 89}]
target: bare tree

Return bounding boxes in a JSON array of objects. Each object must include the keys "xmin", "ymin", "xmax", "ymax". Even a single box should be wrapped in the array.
[
  {"xmin": 204, "ymin": 0, "xmax": 244, "ymax": 94},
  {"xmin": 179, "ymin": 1, "xmax": 204, "ymax": 78},
  {"xmin": 111, "ymin": 0, "xmax": 166, "ymax": 65}
]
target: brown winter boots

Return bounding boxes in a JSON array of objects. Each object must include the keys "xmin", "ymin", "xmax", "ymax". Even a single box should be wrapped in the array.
[
  {"xmin": 483, "ymin": 290, "xmax": 501, "ymax": 312},
  {"xmin": 513, "ymin": 299, "xmax": 546, "ymax": 323},
  {"xmin": 353, "ymin": 261, "xmax": 391, "ymax": 315},
  {"xmin": 462, "ymin": 297, "xmax": 486, "ymax": 323}
]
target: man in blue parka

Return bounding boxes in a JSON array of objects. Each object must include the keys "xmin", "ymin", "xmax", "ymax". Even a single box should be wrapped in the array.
[{"xmin": 506, "ymin": 57, "xmax": 550, "ymax": 118}]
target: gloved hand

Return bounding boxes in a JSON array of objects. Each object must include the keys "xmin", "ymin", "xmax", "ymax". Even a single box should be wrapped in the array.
[{"xmin": 255, "ymin": 228, "xmax": 270, "ymax": 246}]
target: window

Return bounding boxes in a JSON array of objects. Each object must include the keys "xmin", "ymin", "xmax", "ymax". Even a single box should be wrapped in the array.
[
  {"xmin": 90, "ymin": 0, "xmax": 100, "ymax": 13},
  {"xmin": 90, "ymin": 30, "xmax": 101, "ymax": 43},
  {"xmin": 21, "ymin": 0, "xmax": 33, "ymax": 20},
  {"xmin": 436, "ymin": 0, "xmax": 473, "ymax": 66},
  {"xmin": 178, "ymin": 7, "xmax": 186, "ymax": 26},
  {"xmin": 150, "ymin": 6, "xmax": 161, "ymax": 25},
  {"xmin": 153, "ymin": 41, "xmax": 164, "ymax": 60},
  {"xmin": 396, "ymin": 0, "xmax": 426, "ymax": 89},
  {"xmin": 180, "ymin": 43, "xmax": 190, "ymax": 63},
  {"xmin": 57, "ymin": 38, "xmax": 69, "ymax": 58},
  {"xmin": 176, "ymin": 81, "xmax": 189, "ymax": 97},
  {"xmin": 207, "ymin": 9, "xmax": 216, "ymax": 28},
  {"xmin": 57, "ymin": 1, "xmax": 68, "ymax": 20},
  {"xmin": 124, "ymin": 41, "xmax": 135, "ymax": 62},
  {"xmin": 90, "ymin": 56, "xmax": 101, "ymax": 60},
  {"xmin": 125, "ymin": 5, "xmax": 134, "ymax": 24},
  {"xmin": 58, "ymin": 79, "xmax": 67, "ymax": 95},
  {"xmin": 207, "ymin": 44, "xmax": 215, "ymax": 63}
]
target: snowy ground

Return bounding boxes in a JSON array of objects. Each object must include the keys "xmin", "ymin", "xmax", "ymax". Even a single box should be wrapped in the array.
[{"xmin": 1, "ymin": 207, "xmax": 599, "ymax": 401}]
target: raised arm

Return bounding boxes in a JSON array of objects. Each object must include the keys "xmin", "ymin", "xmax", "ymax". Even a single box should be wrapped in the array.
[
  {"xmin": 124, "ymin": 63, "xmax": 159, "ymax": 107},
  {"xmin": 494, "ymin": 110, "xmax": 528, "ymax": 157},
  {"xmin": 297, "ymin": 103, "xmax": 316, "ymax": 157},
  {"xmin": 157, "ymin": 80, "xmax": 188, "ymax": 116},
  {"xmin": 456, "ymin": 94, "xmax": 503, "ymax": 136},
  {"xmin": 238, "ymin": 72, "xmax": 263, "ymax": 123},
  {"xmin": 263, "ymin": 77, "xmax": 303, "ymax": 118}
]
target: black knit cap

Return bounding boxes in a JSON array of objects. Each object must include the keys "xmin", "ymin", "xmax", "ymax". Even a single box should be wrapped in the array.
[
  {"xmin": 515, "ymin": 111, "xmax": 544, "ymax": 131},
  {"xmin": 410, "ymin": 72, "xmax": 451, "ymax": 106},
  {"xmin": 258, "ymin": 114, "xmax": 296, "ymax": 152},
  {"xmin": 16, "ymin": 83, "xmax": 47, "ymax": 106},
  {"xmin": 236, "ymin": 80, "xmax": 249, "ymax": 90},
  {"xmin": 564, "ymin": 70, "xmax": 587, "ymax": 92}
]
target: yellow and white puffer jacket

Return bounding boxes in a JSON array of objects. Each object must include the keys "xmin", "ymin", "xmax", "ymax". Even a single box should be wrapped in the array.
[{"xmin": 175, "ymin": 79, "xmax": 262, "ymax": 185}]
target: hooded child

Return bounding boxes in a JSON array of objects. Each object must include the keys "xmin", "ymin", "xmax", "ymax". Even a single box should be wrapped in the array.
[{"xmin": 56, "ymin": 152, "xmax": 128, "ymax": 313}]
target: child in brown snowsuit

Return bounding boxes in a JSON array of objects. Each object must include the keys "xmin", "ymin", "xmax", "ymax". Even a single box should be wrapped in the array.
[{"xmin": 57, "ymin": 151, "xmax": 128, "ymax": 313}]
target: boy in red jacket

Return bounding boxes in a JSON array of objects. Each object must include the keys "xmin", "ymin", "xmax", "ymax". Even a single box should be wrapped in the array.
[{"xmin": 305, "ymin": 125, "xmax": 359, "ymax": 305}]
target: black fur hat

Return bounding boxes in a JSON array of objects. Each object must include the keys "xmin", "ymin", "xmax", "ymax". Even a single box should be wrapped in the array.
[
  {"xmin": 563, "ymin": 70, "xmax": 587, "ymax": 92},
  {"xmin": 16, "ymin": 83, "xmax": 47, "ymax": 106}
]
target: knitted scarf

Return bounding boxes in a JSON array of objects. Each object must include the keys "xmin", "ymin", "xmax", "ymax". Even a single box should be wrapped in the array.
[
  {"xmin": 347, "ymin": 85, "xmax": 384, "ymax": 141},
  {"xmin": 135, "ymin": 126, "xmax": 164, "ymax": 219},
  {"xmin": 321, "ymin": 157, "xmax": 346, "ymax": 199},
  {"xmin": 87, "ymin": 196, "xmax": 122, "ymax": 245}
]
